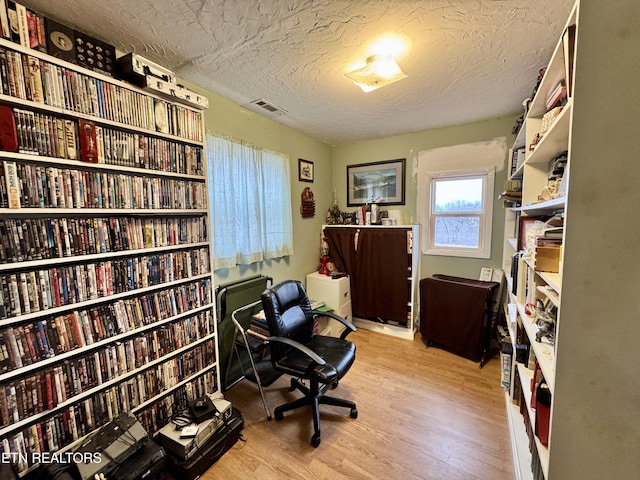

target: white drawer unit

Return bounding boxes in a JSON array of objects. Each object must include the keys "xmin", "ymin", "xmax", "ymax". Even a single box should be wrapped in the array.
[{"xmin": 306, "ymin": 272, "xmax": 352, "ymax": 337}]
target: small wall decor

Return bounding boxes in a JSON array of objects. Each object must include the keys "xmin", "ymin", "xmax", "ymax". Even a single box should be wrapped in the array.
[
  {"xmin": 347, "ymin": 158, "xmax": 405, "ymax": 206},
  {"xmin": 300, "ymin": 187, "xmax": 315, "ymax": 218},
  {"xmin": 298, "ymin": 158, "xmax": 314, "ymax": 182}
]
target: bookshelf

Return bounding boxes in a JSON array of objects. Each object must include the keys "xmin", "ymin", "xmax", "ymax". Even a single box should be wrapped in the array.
[
  {"xmin": 0, "ymin": 31, "xmax": 218, "ymax": 474},
  {"xmin": 502, "ymin": 1, "xmax": 640, "ymax": 479}
]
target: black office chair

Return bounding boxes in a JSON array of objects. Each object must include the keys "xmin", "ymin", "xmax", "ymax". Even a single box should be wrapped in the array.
[{"xmin": 260, "ymin": 279, "xmax": 358, "ymax": 447}]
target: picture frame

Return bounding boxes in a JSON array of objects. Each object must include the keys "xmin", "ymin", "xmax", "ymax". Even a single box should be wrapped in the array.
[
  {"xmin": 347, "ymin": 158, "xmax": 406, "ymax": 206},
  {"xmin": 298, "ymin": 158, "xmax": 314, "ymax": 182}
]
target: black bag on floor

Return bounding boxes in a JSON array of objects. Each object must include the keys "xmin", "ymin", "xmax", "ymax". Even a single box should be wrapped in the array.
[{"xmin": 110, "ymin": 440, "xmax": 167, "ymax": 480}]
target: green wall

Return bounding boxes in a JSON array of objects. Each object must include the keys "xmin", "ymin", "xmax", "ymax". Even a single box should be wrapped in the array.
[
  {"xmin": 184, "ymin": 80, "xmax": 517, "ymax": 285},
  {"xmin": 182, "ymin": 81, "xmax": 333, "ymax": 288},
  {"xmin": 331, "ymin": 116, "xmax": 516, "ymax": 279}
]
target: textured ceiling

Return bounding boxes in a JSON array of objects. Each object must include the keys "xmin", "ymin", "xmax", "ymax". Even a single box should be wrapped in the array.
[{"xmin": 21, "ymin": 0, "xmax": 574, "ymax": 145}]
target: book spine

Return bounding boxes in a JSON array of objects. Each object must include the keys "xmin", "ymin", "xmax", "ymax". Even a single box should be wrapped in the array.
[
  {"xmin": 3, "ymin": 160, "xmax": 20, "ymax": 208},
  {"xmin": 14, "ymin": 2, "xmax": 28, "ymax": 48}
]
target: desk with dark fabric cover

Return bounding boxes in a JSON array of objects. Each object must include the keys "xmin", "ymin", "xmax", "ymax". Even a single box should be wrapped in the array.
[{"xmin": 420, "ymin": 275, "xmax": 499, "ymax": 364}]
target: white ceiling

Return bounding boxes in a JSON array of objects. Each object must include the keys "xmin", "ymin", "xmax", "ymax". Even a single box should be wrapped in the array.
[{"xmin": 22, "ymin": 0, "xmax": 574, "ymax": 146}]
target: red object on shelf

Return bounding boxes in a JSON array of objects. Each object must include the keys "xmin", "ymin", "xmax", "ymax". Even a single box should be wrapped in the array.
[
  {"xmin": 318, "ymin": 255, "xmax": 331, "ymax": 275},
  {"xmin": 535, "ymin": 382, "xmax": 552, "ymax": 446}
]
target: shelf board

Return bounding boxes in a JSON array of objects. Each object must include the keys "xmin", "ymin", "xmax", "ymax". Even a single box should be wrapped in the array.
[
  {"xmin": 0, "ymin": 242, "xmax": 210, "ymax": 273},
  {"xmin": 0, "ymin": 208, "xmax": 209, "ymax": 216},
  {"xmin": 132, "ymin": 363, "xmax": 217, "ymax": 413},
  {"xmin": 514, "ymin": 302, "xmax": 555, "ymax": 392},
  {"xmin": 538, "ymin": 272, "xmax": 561, "ymax": 294},
  {"xmin": 536, "ymin": 285, "xmax": 560, "ymax": 307},
  {"xmin": 0, "ymin": 151, "xmax": 206, "ymax": 180},
  {"xmin": 504, "ymin": 391, "xmax": 534, "ymax": 480},
  {"xmin": 528, "ymin": 41, "xmax": 568, "ymax": 119},
  {"xmin": 520, "ymin": 197, "xmax": 565, "ymax": 215},
  {"xmin": 526, "ymin": 101, "xmax": 571, "ymax": 166},
  {"xmin": 0, "ymin": 272, "xmax": 212, "ymax": 327},
  {"xmin": 0, "ymin": 333, "xmax": 217, "ymax": 438},
  {"xmin": 513, "ymin": 120, "xmax": 527, "ymax": 150},
  {"xmin": 0, "ymin": 303, "xmax": 214, "ymax": 383},
  {"xmin": 517, "ymin": 364, "xmax": 550, "ymax": 479}
]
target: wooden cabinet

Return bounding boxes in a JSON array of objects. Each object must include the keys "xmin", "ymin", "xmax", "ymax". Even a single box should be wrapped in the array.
[
  {"xmin": 0, "ymin": 34, "xmax": 218, "ymax": 474},
  {"xmin": 322, "ymin": 225, "xmax": 419, "ymax": 340},
  {"xmin": 502, "ymin": 2, "xmax": 640, "ymax": 478}
]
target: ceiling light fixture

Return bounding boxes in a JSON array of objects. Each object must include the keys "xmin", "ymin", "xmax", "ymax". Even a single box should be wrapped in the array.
[{"xmin": 345, "ymin": 55, "xmax": 407, "ymax": 93}]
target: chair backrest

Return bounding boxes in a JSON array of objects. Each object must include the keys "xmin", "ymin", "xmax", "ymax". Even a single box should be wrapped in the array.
[{"xmin": 261, "ymin": 280, "xmax": 314, "ymax": 360}]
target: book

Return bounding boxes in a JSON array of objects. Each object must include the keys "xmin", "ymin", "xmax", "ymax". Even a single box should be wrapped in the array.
[
  {"xmin": 3, "ymin": 160, "xmax": 20, "ymax": 208},
  {"xmin": 26, "ymin": 8, "xmax": 46, "ymax": 52},
  {"xmin": 0, "ymin": 1, "xmax": 9, "ymax": 40},
  {"xmin": 545, "ymin": 82, "xmax": 567, "ymax": 111},
  {"xmin": 5, "ymin": 1, "xmax": 19, "ymax": 44},
  {"xmin": 14, "ymin": 2, "xmax": 28, "ymax": 48},
  {"xmin": 563, "ymin": 24, "xmax": 576, "ymax": 98},
  {"xmin": 27, "ymin": 56, "xmax": 44, "ymax": 103}
]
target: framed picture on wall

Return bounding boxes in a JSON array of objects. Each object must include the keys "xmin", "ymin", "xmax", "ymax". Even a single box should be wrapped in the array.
[
  {"xmin": 347, "ymin": 158, "xmax": 406, "ymax": 206},
  {"xmin": 299, "ymin": 158, "xmax": 314, "ymax": 182}
]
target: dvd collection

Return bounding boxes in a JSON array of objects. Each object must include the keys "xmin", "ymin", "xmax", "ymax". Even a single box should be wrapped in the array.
[
  {"xmin": 8, "ymin": 107, "xmax": 204, "ymax": 175},
  {"xmin": 0, "ymin": 334, "xmax": 217, "ymax": 428},
  {"xmin": 0, "ymin": 6, "xmax": 218, "ymax": 475},
  {"xmin": 0, "ymin": 162, "xmax": 207, "ymax": 210},
  {"xmin": 0, "ymin": 280, "xmax": 212, "ymax": 370},
  {"xmin": 0, "ymin": 216, "xmax": 208, "ymax": 263},
  {"xmin": 3, "ymin": 365, "xmax": 216, "ymax": 473},
  {"xmin": 0, "ymin": 247, "xmax": 211, "ymax": 319},
  {"xmin": 0, "ymin": 46, "xmax": 204, "ymax": 142}
]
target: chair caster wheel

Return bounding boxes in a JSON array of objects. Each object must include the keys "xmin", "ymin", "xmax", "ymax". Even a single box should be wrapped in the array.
[
  {"xmin": 311, "ymin": 433, "xmax": 321, "ymax": 447},
  {"xmin": 275, "ymin": 411, "xmax": 283, "ymax": 421},
  {"xmin": 350, "ymin": 407, "xmax": 358, "ymax": 419},
  {"xmin": 267, "ymin": 415, "xmax": 272, "ymax": 421}
]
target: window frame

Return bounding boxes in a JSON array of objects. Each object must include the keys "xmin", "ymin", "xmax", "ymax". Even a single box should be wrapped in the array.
[{"xmin": 424, "ymin": 168, "xmax": 494, "ymax": 259}]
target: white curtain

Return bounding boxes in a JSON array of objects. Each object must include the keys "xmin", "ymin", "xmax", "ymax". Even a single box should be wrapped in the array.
[{"xmin": 206, "ymin": 133, "xmax": 293, "ymax": 269}]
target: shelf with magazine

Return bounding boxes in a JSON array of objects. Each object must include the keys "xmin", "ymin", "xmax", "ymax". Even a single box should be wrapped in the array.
[{"xmin": 0, "ymin": 29, "xmax": 218, "ymax": 476}]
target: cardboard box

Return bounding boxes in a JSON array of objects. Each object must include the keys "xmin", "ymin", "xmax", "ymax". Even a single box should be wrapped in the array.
[{"xmin": 535, "ymin": 245, "xmax": 561, "ymax": 273}]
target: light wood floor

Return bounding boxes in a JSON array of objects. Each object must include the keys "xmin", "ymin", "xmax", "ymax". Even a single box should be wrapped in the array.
[{"xmin": 203, "ymin": 328, "xmax": 514, "ymax": 480}]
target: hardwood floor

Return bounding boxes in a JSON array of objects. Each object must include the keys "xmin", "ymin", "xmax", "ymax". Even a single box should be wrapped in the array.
[{"xmin": 203, "ymin": 328, "xmax": 514, "ymax": 480}]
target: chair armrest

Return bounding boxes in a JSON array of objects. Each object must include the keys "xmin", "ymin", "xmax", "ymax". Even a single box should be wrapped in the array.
[
  {"xmin": 313, "ymin": 311, "xmax": 356, "ymax": 339},
  {"xmin": 267, "ymin": 336, "xmax": 326, "ymax": 366},
  {"xmin": 231, "ymin": 299, "xmax": 263, "ymax": 328}
]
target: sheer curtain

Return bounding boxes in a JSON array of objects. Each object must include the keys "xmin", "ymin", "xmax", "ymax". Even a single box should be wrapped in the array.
[{"xmin": 206, "ymin": 133, "xmax": 293, "ymax": 269}]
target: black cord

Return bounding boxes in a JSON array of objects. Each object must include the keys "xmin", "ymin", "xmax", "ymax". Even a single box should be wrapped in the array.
[{"xmin": 170, "ymin": 410, "xmax": 195, "ymax": 430}]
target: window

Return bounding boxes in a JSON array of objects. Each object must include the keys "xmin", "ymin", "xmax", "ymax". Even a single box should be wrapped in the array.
[
  {"xmin": 206, "ymin": 133, "xmax": 293, "ymax": 269},
  {"xmin": 425, "ymin": 170, "xmax": 494, "ymax": 258}
]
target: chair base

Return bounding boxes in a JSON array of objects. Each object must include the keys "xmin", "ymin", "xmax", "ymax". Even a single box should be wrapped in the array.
[{"xmin": 274, "ymin": 377, "xmax": 357, "ymax": 447}]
